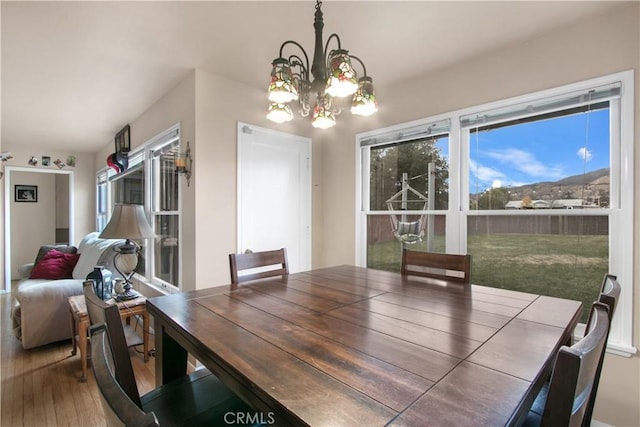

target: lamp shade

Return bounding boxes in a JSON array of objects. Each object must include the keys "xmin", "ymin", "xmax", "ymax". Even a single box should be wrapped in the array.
[
  {"xmin": 99, "ymin": 204, "xmax": 156, "ymax": 240},
  {"xmin": 351, "ymin": 76, "xmax": 378, "ymax": 116},
  {"xmin": 311, "ymin": 98, "xmax": 336, "ymax": 129},
  {"xmin": 268, "ymin": 58, "xmax": 298, "ymax": 104},
  {"xmin": 266, "ymin": 102, "xmax": 294, "ymax": 123},
  {"xmin": 325, "ymin": 49, "xmax": 358, "ymax": 98}
]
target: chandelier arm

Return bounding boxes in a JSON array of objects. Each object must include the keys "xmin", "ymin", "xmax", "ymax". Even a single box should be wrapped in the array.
[
  {"xmin": 279, "ymin": 40, "xmax": 310, "ymax": 73},
  {"xmin": 288, "ymin": 54, "xmax": 310, "ymax": 81},
  {"xmin": 348, "ymin": 54, "xmax": 368, "ymax": 77},
  {"xmin": 324, "ymin": 33, "xmax": 342, "ymax": 59},
  {"xmin": 323, "ymin": 33, "xmax": 343, "ymax": 76}
]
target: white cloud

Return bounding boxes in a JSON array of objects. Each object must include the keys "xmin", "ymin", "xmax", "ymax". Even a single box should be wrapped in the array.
[
  {"xmin": 577, "ymin": 147, "xmax": 593, "ymax": 162},
  {"xmin": 484, "ymin": 148, "xmax": 564, "ymax": 179},
  {"xmin": 469, "ymin": 159, "xmax": 505, "ymax": 188}
]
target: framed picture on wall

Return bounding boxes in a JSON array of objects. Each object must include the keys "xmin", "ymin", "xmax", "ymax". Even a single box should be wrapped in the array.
[
  {"xmin": 15, "ymin": 185, "xmax": 38, "ymax": 202},
  {"xmin": 115, "ymin": 124, "xmax": 131, "ymax": 153}
]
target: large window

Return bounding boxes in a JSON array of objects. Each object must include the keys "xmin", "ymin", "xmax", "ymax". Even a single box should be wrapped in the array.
[
  {"xmin": 360, "ymin": 120, "xmax": 451, "ymax": 268},
  {"xmin": 357, "ymin": 71, "xmax": 634, "ymax": 355},
  {"xmin": 97, "ymin": 124, "xmax": 182, "ymax": 292},
  {"xmin": 465, "ymin": 102, "xmax": 612, "ymax": 323}
]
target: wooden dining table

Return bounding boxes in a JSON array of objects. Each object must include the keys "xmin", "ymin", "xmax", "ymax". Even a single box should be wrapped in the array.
[{"xmin": 146, "ymin": 265, "xmax": 582, "ymax": 427}]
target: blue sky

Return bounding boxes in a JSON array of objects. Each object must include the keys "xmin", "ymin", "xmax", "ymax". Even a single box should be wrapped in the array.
[{"xmin": 468, "ymin": 109, "xmax": 610, "ymax": 190}]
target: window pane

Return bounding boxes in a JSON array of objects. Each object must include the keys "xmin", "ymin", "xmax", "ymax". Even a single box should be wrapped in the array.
[
  {"xmin": 97, "ymin": 175, "xmax": 108, "ymax": 231},
  {"xmin": 369, "ymin": 136, "xmax": 449, "ymax": 211},
  {"xmin": 111, "ymin": 167, "xmax": 146, "ymax": 276},
  {"xmin": 367, "ymin": 214, "xmax": 447, "ymax": 272},
  {"xmin": 133, "ymin": 238, "xmax": 147, "ymax": 278},
  {"xmin": 154, "ymin": 214, "xmax": 179, "ymax": 284},
  {"xmin": 151, "ymin": 141, "xmax": 180, "ymax": 288},
  {"xmin": 112, "ymin": 168, "xmax": 145, "ymax": 205},
  {"xmin": 469, "ymin": 108, "xmax": 610, "ymax": 210},
  {"xmin": 153, "ymin": 152, "xmax": 178, "ymax": 212},
  {"xmin": 467, "ymin": 215, "xmax": 608, "ymax": 322}
]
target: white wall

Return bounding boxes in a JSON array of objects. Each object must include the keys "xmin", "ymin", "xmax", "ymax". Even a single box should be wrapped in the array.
[
  {"xmin": 1, "ymin": 148, "xmax": 96, "ymax": 242},
  {"xmin": 315, "ymin": 4, "xmax": 640, "ymax": 426},
  {"xmin": 9, "ymin": 171, "xmax": 55, "ymax": 278},
  {"xmin": 0, "ymin": 141, "xmax": 3, "ymax": 288},
  {"xmin": 96, "ymin": 68, "xmax": 314, "ymax": 292},
  {"xmin": 192, "ymin": 69, "xmax": 311, "ymax": 288},
  {"xmin": 1, "ymin": 146, "xmax": 96, "ymax": 288},
  {"xmin": 95, "ymin": 70, "xmax": 196, "ymax": 296},
  {"xmin": 88, "ymin": 3, "xmax": 638, "ymax": 424}
]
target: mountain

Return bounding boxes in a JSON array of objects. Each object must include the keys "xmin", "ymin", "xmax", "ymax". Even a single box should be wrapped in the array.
[
  {"xmin": 553, "ymin": 168, "xmax": 610, "ymax": 186},
  {"xmin": 471, "ymin": 168, "xmax": 610, "ymax": 207},
  {"xmin": 505, "ymin": 168, "xmax": 609, "ymax": 206}
]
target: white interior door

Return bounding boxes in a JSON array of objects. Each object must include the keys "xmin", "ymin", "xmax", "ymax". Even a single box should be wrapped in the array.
[{"xmin": 237, "ymin": 122, "xmax": 311, "ymax": 273}]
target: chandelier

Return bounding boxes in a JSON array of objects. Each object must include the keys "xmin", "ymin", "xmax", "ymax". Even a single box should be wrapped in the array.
[{"xmin": 267, "ymin": 0, "xmax": 378, "ymax": 129}]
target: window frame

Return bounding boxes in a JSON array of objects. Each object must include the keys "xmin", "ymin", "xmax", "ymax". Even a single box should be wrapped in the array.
[
  {"xmin": 148, "ymin": 133, "xmax": 180, "ymax": 292},
  {"xmin": 355, "ymin": 70, "xmax": 635, "ymax": 356},
  {"xmin": 96, "ymin": 123, "xmax": 182, "ymax": 294}
]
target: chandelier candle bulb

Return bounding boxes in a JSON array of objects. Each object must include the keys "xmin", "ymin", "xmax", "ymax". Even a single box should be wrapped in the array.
[
  {"xmin": 312, "ymin": 96, "xmax": 336, "ymax": 129},
  {"xmin": 325, "ymin": 49, "xmax": 358, "ymax": 98},
  {"xmin": 174, "ymin": 141, "xmax": 193, "ymax": 186},
  {"xmin": 351, "ymin": 76, "xmax": 378, "ymax": 116},
  {"xmin": 175, "ymin": 155, "xmax": 187, "ymax": 170},
  {"xmin": 267, "ymin": 103, "xmax": 294, "ymax": 123}
]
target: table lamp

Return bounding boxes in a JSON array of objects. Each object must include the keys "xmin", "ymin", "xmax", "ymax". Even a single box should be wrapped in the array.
[{"xmin": 99, "ymin": 204, "xmax": 156, "ymax": 301}]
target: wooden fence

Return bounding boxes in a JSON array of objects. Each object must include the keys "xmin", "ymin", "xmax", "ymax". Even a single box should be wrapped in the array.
[{"xmin": 367, "ymin": 214, "xmax": 608, "ymax": 243}]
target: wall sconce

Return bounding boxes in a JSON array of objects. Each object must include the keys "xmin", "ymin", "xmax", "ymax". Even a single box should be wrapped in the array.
[{"xmin": 175, "ymin": 141, "xmax": 192, "ymax": 186}]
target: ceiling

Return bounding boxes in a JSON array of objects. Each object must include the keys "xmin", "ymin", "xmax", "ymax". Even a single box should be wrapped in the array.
[{"xmin": 1, "ymin": 1, "xmax": 627, "ymax": 153}]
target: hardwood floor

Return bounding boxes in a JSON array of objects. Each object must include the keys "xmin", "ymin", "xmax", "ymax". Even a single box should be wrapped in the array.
[{"xmin": 1, "ymin": 291, "xmax": 155, "ymax": 426}]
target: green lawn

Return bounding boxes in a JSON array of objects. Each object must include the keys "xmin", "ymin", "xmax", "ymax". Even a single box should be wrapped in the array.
[{"xmin": 367, "ymin": 233, "xmax": 608, "ymax": 323}]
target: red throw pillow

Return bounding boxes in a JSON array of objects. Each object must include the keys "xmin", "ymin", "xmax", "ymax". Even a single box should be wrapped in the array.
[
  {"xmin": 29, "ymin": 249, "xmax": 81, "ymax": 280},
  {"xmin": 33, "ymin": 244, "xmax": 77, "ymax": 265}
]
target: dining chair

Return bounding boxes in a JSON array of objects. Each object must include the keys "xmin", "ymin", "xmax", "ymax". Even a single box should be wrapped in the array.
[
  {"xmin": 89, "ymin": 305, "xmax": 259, "ymax": 426},
  {"xmin": 83, "ymin": 281, "xmax": 143, "ymax": 350},
  {"xmin": 581, "ymin": 273, "xmax": 621, "ymax": 426},
  {"xmin": 400, "ymin": 248, "xmax": 471, "ymax": 285},
  {"xmin": 525, "ymin": 302, "xmax": 611, "ymax": 427},
  {"xmin": 229, "ymin": 248, "xmax": 289, "ymax": 286}
]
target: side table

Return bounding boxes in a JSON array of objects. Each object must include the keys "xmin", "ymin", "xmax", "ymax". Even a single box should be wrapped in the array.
[{"xmin": 68, "ymin": 294, "xmax": 149, "ymax": 382}]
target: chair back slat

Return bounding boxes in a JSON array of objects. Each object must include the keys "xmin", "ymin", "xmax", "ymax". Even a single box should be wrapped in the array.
[
  {"xmin": 83, "ymin": 280, "xmax": 108, "ymax": 325},
  {"xmin": 90, "ymin": 324, "xmax": 159, "ymax": 427},
  {"xmin": 542, "ymin": 302, "xmax": 611, "ymax": 427},
  {"xmin": 84, "ymin": 284, "xmax": 141, "ymax": 408},
  {"xmin": 401, "ymin": 249, "xmax": 471, "ymax": 285},
  {"xmin": 229, "ymin": 248, "xmax": 289, "ymax": 286}
]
